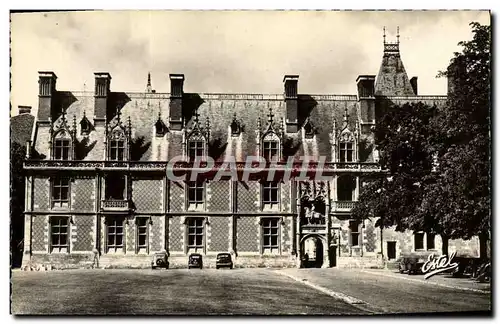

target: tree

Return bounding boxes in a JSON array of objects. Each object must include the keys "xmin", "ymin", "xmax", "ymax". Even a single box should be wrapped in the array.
[
  {"xmin": 428, "ymin": 22, "xmax": 491, "ymax": 258},
  {"xmin": 10, "ymin": 142, "xmax": 26, "ymax": 267},
  {"xmin": 353, "ymin": 22, "xmax": 491, "ymax": 258},
  {"xmin": 352, "ymin": 102, "xmax": 440, "ymax": 239}
]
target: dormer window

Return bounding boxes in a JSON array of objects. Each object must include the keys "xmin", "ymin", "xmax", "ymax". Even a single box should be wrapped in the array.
[
  {"xmin": 155, "ymin": 119, "xmax": 167, "ymax": 137},
  {"xmin": 110, "ymin": 139, "xmax": 125, "ymax": 161},
  {"xmin": 188, "ymin": 138, "xmax": 205, "ymax": 161},
  {"xmin": 303, "ymin": 119, "xmax": 315, "ymax": 139},
  {"xmin": 80, "ymin": 112, "xmax": 92, "ymax": 136},
  {"xmin": 339, "ymin": 142, "xmax": 354, "ymax": 162},
  {"xmin": 231, "ymin": 113, "xmax": 242, "ymax": 137},
  {"xmin": 52, "ymin": 129, "xmax": 72, "ymax": 160}
]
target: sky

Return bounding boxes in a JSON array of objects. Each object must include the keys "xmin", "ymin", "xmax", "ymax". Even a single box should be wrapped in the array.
[{"xmin": 10, "ymin": 10, "xmax": 490, "ymax": 117}]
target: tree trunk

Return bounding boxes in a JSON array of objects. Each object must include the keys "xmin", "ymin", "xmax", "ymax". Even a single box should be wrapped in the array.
[
  {"xmin": 441, "ymin": 235, "xmax": 449, "ymax": 255},
  {"xmin": 479, "ymin": 232, "xmax": 489, "ymax": 260}
]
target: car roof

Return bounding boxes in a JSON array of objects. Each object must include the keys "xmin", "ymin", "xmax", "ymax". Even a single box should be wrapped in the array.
[{"xmin": 217, "ymin": 252, "xmax": 231, "ymax": 256}]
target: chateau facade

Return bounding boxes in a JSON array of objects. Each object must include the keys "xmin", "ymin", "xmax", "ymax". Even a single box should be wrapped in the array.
[{"xmin": 21, "ymin": 36, "xmax": 480, "ymax": 270}]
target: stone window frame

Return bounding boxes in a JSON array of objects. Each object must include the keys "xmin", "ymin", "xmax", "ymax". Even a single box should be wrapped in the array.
[
  {"xmin": 50, "ymin": 177, "xmax": 71, "ymax": 210},
  {"xmin": 185, "ymin": 180, "xmax": 206, "ymax": 212},
  {"xmin": 187, "ymin": 137, "xmax": 206, "ymax": 162},
  {"xmin": 261, "ymin": 181, "xmax": 280, "ymax": 212},
  {"xmin": 261, "ymin": 132, "xmax": 281, "ymax": 162},
  {"xmin": 348, "ymin": 219, "xmax": 362, "ymax": 247},
  {"xmin": 52, "ymin": 135, "xmax": 72, "ymax": 161},
  {"xmin": 49, "ymin": 216, "xmax": 70, "ymax": 253},
  {"xmin": 105, "ymin": 216, "xmax": 126, "ymax": 254},
  {"xmin": 413, "ymin": 231, "xmax": 437, "ymax": 251},
  {"xmin": 107, "ymin": 124, "xmax": 130, "ymax": 162},
  {"xmin": 184, "ymin": 216, "xmax": 207, "ymax": 255},
  {"xmin": 259, "ymin": 217, "xmax": 283, "ymax": 255},
  {"xmin": 135, "ymin": 216, "xmax": 151, "ymax": 254},
  {"xmin": 414, "ymin": 231, "xmax": 425, "ymax": 251}
]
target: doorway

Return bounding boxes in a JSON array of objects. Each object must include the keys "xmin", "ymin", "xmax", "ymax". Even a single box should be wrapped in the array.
[
  {"xmin": 387, "ymin": 241, "xmax": 397, "ymax": 260},
  {"xmin": 302, "ymin": 236, "xmax": 324, "ymax": 268}
]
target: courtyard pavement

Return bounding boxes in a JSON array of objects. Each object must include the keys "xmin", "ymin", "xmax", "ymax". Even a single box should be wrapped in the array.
[{"xmin": 11, "ymin": 267, "xmax": 491, "ymax": 315}]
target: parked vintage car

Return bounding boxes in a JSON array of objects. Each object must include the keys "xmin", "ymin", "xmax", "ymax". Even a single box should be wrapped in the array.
[
  {"xmin": 398, "ymin": 252, "xmax": 432, "ymax": 275},
  {"xmin": 216, "ymin": 253, "xmax": 233, "ymax": 269},
  {"xmin": 151, "ymin": 252, "xmax": 169, "ymax": 270},
  {"xmin": 188, "ymin": 253, "xmax": 203, "ymax": 269}
]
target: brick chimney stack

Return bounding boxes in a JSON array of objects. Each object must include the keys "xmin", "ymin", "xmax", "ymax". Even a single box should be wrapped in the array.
[
  {"xmin": 283, "ymin": 75, "xmax": 299, "ymax": 133},
  {"xmin": 37, "ymin": 71, "xmax": 57, "ymax": 121},
  {"xmin": 94, "ymin": 72, "xmax": 112, "ymax": 123},
  {"xmin": 18, "ymin": 105, "xmax": 32, "ymax": 115},
  {"xmin": 169, "ymin": 74, "xmax": 185, "ymax": 131}
]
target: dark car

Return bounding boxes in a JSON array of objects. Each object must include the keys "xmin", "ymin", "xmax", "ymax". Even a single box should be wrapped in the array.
[
  {"xmin": 398, "ymin": 252, "xmax": 431, "ymax": 275},
  {"xmin": 151, "ymin": 252, "xmax": 169, "ymax": 270},
  {"xmin": 188, "ymin": 253, "xmax": 203, "ymax": 269},
  {"xmin": 216, "ymin": 253, "xmax": 233, "ymax": 269}
]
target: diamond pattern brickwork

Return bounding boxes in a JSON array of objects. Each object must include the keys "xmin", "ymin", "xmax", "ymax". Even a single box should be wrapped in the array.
[
  {"xmin": 237, "ymin": 181, "xmax": 259, "ymax": 213},
  {"xmin": 33, "ymin": 177, "xmax": 49, "ymax": 211},
  {"xmin": 151, "ymin": 216, "xmax": 163, "ymax": 252},
  {"xmin": 365, "ymin": 221, "xmax": 376, "ymax": 253},
  {"xmin": 169, "ymin": 216, "xmax": 183, "ymax": 252},
  {"xmin": 132, "ymin": 179, "xmax": 163, "ymax": 212},
  {"xmin": 281, "ymin": 182, "xmax": 291, "ymax": 212},
  {"xmin": 72, "ymin": 179, "xmax": 94, "ymax": 212},
  {"xmin": 169, "ymin": 181, "xmax": 184, "ymax": 212},
  {"xmin": 208, "ymin": 216, "xmax": 229, "ymax": 252},
  {"xmin": 73, "ymin": 216, "xmax": 94, "ymax": 251},
  {"xmin": 236, "ymin": 216, "xmax": 258, "ymax": 252},
  {"xmin": 207, "ymin": 181, "xmax": 230, "ymax": 212},
  {"xmin": 32, "ymin": 215, "xmax": 46, "ymax": 252}
]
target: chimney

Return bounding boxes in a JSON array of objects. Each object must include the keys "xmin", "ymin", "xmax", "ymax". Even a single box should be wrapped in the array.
[
  {"xmin": 410, "ymin": 77, "xmax": 418, "ymax": 95},
  {"xmin": 356, "ymin": 75, "xmax": 376, "ymax": 126},
  {"xmin": 37, "ymin": 71, "xmax": 57, "ymax": 121},
  {"xmin": 169, "ymin": 74, "xmax": 184, "ymax": 131},
  {"xmin": 283, "ymin": 75, "xmax": 299, "ymax": 133},
  {"xmin": 93, "ymin": 72, "xmax": 111, "ymax": 122},
  {"xmin": 18, "ymin": 105, "xmax": 32, "ymax": 115}
]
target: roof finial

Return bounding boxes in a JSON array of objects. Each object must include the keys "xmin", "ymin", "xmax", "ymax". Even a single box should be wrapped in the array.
[
  {"xmin": 343, "ymin": 106, "xmax": 349, "ymax": 129},
  {"xmin": 397, "ymin": 26, "xmax": 400, "ymax": 44},
  {"xmin": 116, "ymin": 105, "xmax": 121, "ymax": 122},
  {"xmin": 383, "ymin": 26, "xmax": 386, "ymax": 44},
  {"xmin": 267, "ymin": 105, "xmax": 274, "ymax": 124},
  {"xmin": 193, "ymin": 108, "xmax": 200, "ymax": 124},
  {"xmin": 73, "ymin": 114, "xmax": 77, "ymax": 134},
  {"xmin": 146, "ymin": 72, "xmax": 152, "ymax": 93},
  {"xmin": 158, "ymin": 101, "xmax": 162, "ymax": 119}
]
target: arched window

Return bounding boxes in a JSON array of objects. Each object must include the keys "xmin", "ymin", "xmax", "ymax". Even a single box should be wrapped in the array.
[
  {"xmin": 108, "ymin": 128, "xmax": 127, "ymax": 161},
  {"xmin": 52, "ymin": 130, "xmax": 72, "ymax": 160},
  {"xmin": 262, "ymin": 132, "xmax": 280, "ymax": 161},
  {"xmin": 339, "ymin": 129, "xmax": 355, "ymax": 162},
  {"xmin": 187, "ymin": 135, "xmax": 206, "ymax": 161}
]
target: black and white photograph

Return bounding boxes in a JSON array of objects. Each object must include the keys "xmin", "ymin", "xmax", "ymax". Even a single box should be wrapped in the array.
[{"xmin": 9, "ymin": 9, "xmax": 491, "ymax": 316}]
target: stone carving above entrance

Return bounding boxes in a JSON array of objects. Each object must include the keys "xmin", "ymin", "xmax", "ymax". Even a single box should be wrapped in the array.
[{"xmin": 299, "ymin": 181, "xmax": 329, "ymax": 226}]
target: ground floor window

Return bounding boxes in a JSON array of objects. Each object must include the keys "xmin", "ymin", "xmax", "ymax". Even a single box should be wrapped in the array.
[
  {"xmin": 426, "ymin": 233, "xmax": 436, "ymax": 250},
  {"xmin": 186, "ymin": 217, "xmax": 204, "ymax": 253},
  {"xmin": 50, "ymin": 216, "xmax": 69, "ymax": 253},
  {"xmin": 136, "ymin": 217, "xmax": 149, "ymax": 253},
  {"xmin": 414, "ymin": 232, "xmax": 424, "ymax": 250},
  {"xmin": 349, "ymin": 220, "xmax": 361, "ymax": 247},
  {"xmin": 261, "ymin": 218, "xmax": 280, "ymax": 254},
  {"xmin": 106, "ymin": 217, "xmax": 125, "ymax": 253}
]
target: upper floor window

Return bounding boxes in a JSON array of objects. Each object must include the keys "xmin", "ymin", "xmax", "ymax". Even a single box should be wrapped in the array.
[
  {"xmin": 50, "ymin": 216, "xmax": 69, "ymax": 253},
  {"xmin": 53, "ymin": 138, "xmax": 71, "ymax": 160},
  {"xmin": 109, "ymin": 140, "xmax": 125, "ymax": 161},
  {"xmin": 339, "ymin": 142, "xmax": 354, "ymax": 162},
  {"xmin": 188, "ymin": 139, "xmax": 205, "ymax": 161},
  {"xmin": 51, "ymin": 178, "xmax": 70, "ymax": 208},
  {"xmin": 261, "ymin": 218, "xmax": 280, "ymax": 254},
  {"xmin": 263, "ymin": 140, "xmax": 279, "ymax": 161},
  {"xmin": 187, "ymin": 181, "xmax": 205, "ymax": 211},
  {"xmin": 105, "ymin": 175, "xmax": 126, "ymax": 200},
  {"xmin": 337, "ymin": 175, "xmax": 356, "ymax": 201},
  {"xmin": 262, "ymin": 182, "xmax": 279, "ymax": 210},
  {"xmin": 186, "ymin": 217, "xmax": 205, "ymax": 253}
]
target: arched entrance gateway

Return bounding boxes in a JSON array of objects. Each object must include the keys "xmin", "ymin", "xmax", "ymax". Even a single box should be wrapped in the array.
[
  {"xmin": 301, "ymin": 235, "xmax": 325, "ymax": 268},
  {"xmin": 297, "ymin": 181, "xmax": 336, "ymax": 268}
]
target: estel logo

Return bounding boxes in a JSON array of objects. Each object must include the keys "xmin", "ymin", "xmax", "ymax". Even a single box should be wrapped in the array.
[{"xmin": 421, "ymin": 252, "xmax": 459, "ymax": 279}]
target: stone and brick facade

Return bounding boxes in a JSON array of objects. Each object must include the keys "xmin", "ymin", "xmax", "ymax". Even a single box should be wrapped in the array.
[{"xmin": 21, "ymin": 35, "xmax": 480, "ymax": 270}]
